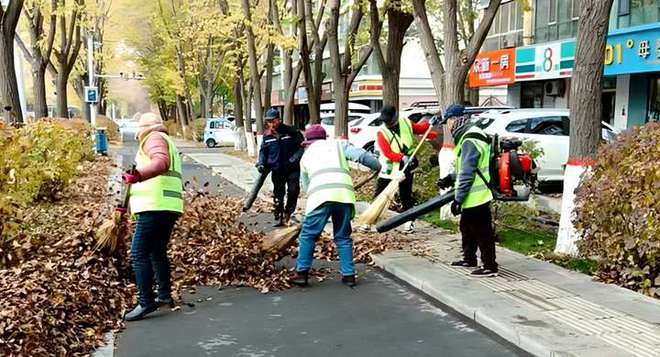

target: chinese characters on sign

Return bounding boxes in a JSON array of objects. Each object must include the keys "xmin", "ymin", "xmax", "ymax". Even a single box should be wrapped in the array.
[
  {"xmin": 468, "ymin": 48, "xmax": 516, "ymax": 88},
  {"xmin": 604, "ymin": 24, "xmax": 660, "ymax": 76}
]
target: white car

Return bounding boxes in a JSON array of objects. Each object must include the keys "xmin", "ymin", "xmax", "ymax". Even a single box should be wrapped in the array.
[
  {"xmin": 472, "ymin": 109, "xmax": 620, "ymax": 182},
  {"xmin": 307, "ymin": 112, "xmax": 366, "ymax": 138},
  {"xmin": 320, "ymin": 102, "xmax": 372, "ymax": 116},
  {"xmin": 347, "ymin": 113, "xmax": 383, "ymax": 152},
  {"xmin": 203, "ymin": 117, "xmax": 236, "ymax": 147}
]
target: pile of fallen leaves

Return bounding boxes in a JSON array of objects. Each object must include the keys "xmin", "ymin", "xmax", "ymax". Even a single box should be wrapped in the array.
[
  {"xmin": 169, "ymin": 194, "xmax": 291, "ymax": 294},
  {"xmin": 0, "ymin": 158, "xmax": 133, "ymax": 356}
]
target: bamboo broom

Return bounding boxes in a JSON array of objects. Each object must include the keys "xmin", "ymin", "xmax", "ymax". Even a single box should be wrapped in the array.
[
  {"xmin": 261, "ymin": 224, "xmax": 302, "ymax": 255},
  {"xmin": 95, "ymin": 165, "xmax": 135, "ymax": 254},
  {"xmin": 356, "ymin": 125, "xmax": 435, "ymax": 226}
]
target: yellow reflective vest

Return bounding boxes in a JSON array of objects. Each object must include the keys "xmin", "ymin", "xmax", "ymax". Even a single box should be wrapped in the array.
[
  {"xmin": 454, "ymin": 126, "xmax": 493, "ymax": 209},
  {"xmin": 377, "ymin": 118, "xmax": 414, "ymax": 179},
  {"xmin": 130, "ymin": 132, "xmax": 184, "ymax": 214},
  {"xmin": 300, "ymin": 140, "xmax": 355, "ymax": 216}
]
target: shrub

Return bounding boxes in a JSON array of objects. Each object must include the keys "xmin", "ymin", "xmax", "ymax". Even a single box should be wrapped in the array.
[
  {"xmin": 0, "ymin": 120, "xmax": 94, "ymax": 266},
  {"xmin": 574, "ymin": 123, "xmax": 660, "ymax": 297},
  {"xmin": 190, "ymin": 118, "xmax": 206, "ymax": 142}
]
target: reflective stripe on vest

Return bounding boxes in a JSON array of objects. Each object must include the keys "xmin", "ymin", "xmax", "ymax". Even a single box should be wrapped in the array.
[
  {"xmin": 301, "ymin": 140, "xmax": 355, "ymax": 216},
  {"xmin": 130, "ymin": 132, "xmax": 184, "ymax": 214},
  {"xmin": 454, "ymin": 126, "xmax": 493, "ymax": 209},
  {"xmin": 378, "ymin": 118, "xmax": 414, "ymax": 179}
]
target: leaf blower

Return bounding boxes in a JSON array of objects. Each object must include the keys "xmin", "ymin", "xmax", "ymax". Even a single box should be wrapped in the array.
[{"xmin": 376, "ymin": 134, "xmax": 537, "ymax": 233}]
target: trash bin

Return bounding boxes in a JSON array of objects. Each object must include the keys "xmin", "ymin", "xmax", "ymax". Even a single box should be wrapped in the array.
[{"xmin": 95, "ymin": 127, "xmax": 108, "ymax": 155}]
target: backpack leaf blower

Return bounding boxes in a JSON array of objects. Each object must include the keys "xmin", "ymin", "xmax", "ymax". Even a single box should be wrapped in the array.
[{"xmin": 376, "ymin": 134, "xmax": 537, "ymax": 233}]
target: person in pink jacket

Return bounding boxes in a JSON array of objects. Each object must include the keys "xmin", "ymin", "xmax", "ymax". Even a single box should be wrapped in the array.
[{"xmin": 122, "ymin": 113, "xmax": 184, "ymax": 321}]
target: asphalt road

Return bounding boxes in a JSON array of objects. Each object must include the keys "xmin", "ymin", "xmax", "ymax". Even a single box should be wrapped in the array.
[{"xmin": 113, "ymin": 134, "xmax": 527, "ymax": 357}]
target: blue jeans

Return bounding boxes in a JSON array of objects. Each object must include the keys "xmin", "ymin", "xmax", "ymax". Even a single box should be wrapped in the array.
[
  {"xmin": 296, "ymin": 202, "xmax": 355, "ymax": 276},
  {"xmin": 130, "ymin": 211, "xmax": 179, "ymax": 306}
]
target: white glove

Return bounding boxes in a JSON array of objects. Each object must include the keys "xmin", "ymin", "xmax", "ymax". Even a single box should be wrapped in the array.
[{"xmin": 392, "ymin": 170, "xmax": 406, "ymax": 182}]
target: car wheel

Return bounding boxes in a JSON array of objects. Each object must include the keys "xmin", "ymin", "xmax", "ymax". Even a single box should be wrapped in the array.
[
  {"xmin": 364, "ymin": 141, "xmax": 375, "ymax": 153},
  {"xmin": 206, "ymin": 138, "xmax": 216, "ymax": 148}
]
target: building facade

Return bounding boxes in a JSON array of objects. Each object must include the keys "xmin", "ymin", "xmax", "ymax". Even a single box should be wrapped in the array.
[{"xmin": 471, "ymin": 0, "xmax": 660, "ymax": 130}]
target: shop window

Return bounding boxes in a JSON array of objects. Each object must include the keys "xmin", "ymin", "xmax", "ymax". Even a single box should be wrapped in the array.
[
  {"xmin": 618, "ymin": 0, "xmax": 660, "ymax": 28},
  {"xmin": 484, "ymin": 1, "xmax": 523, "ymax": 50},
  {"xmin": 535, "ymin": 0, "xmax": 579, "ymax": 42},
  {"xmin": 506, "ymin": 119, "xmax": 529, "ymax": 133},
  {"xmin": 619, "ymin": 0, "xmax": 630, "ymax": 16}
]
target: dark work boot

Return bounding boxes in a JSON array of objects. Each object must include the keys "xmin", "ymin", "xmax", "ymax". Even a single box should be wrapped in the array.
[
  {"xmin": 341, "ymin": 275, "xmax": 357, "ymax": 287},
  {"xmin": 124, "ymin": 303, "xmax": 158, "ymax": 321},
  {"xmin": 155, "ymin": 296, "xmax": 174, "ymax": 307},
  {"xmin": 288, "ymin": 271, "xmax": 309, "ymax": 287},
  {"xmin": 451, "ymin": 260, "xmax": 477, "ymax": 268}
]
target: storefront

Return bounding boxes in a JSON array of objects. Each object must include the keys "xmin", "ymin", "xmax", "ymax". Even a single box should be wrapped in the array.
[
  {"xmin": 469, "ymin": 48, "xmax": 516, "ymax": 106},
  {"xmin": 511, "ymin": 39, "xmax": 574, "ymax": 109},
  {"xmin": 604, "ymin": 23, "xmax": 660, "ymax": 129}
]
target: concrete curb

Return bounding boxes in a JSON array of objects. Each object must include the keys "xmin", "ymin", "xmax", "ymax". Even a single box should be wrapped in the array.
[{"xmin": 371, "ymin": 253, "xmax": 631, "ymax": 357}]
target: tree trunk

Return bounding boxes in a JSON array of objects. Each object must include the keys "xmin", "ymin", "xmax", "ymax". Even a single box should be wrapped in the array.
[
  {"xmin": 569, "ymin": 0, "xmax": 613, "ymax": 160},
  {"xmin": 242, "ymin": 0, "xmax": 264, "ymax": 135},
  {"xmin": 283, "ymin": 50, "xmax": 294, "ymax": 124},
  {"xmin": 33, "ymin": 67, "xmax": 48, "ymax": 118},
  {"xmin": 333, "ymin": 80, "xmax": 348, "ymax": 138},
  {"xmin": 373, "ymin": 4, "xmax": 412, "ymax": 109},
  {"xmin": 175, "ymin": 95, "xmax": 188, "ymax": 137},
  {"xmin": 0, "ymin": 36, "xmax": 23, "ymax": 124},
  {"xmin": 234, "ymin": 79, "xmax": 244, "ymax": 128},
  {"xmin": 298, "ymin": 0, "xmax": 318, "ymax": 125},
  {"xmin": 56, "ymin": 68, "xmax": 69, "ymax": 118},
  {"xmin": 264, "ymin": 43, "xmax": 274, "ymax": 111},
  {"xmin": 555, "ymin": 0, "xmax": 614, "ymax": 256}
]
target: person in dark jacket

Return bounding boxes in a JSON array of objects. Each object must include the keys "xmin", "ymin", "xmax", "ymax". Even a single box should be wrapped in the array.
[
  {"xmin": 438, "ymin": 104, "xmax": 498, "ymax": 277},
  {"xmin": 257, "ymin": 108, "xmax": 305, "ymax": 226}
]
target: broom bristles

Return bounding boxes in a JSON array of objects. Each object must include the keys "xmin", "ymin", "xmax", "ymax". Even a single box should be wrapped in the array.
[
  {"xmin": 95, "ymin": 210, "xmax": 125, "ymax": 253},
  {"xmin": 261, "ymin": 224, "xmax": 302, "ymax": 254},
  {"xmin": 356, "ymin": 178, "xmax": 400, "ymax": 225}
]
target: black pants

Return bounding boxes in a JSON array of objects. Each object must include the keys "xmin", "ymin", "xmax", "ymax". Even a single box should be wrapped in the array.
[
  {"xmin": 272, "ymin": 169, "xmax": 300, "ymax": 217},
  {"xmin": 376, "ymin": 171, "xmax": 415, "ymax": 211},
  {"xmin": 459, "ymin": 202, "xmax": 497, "ymax": 270}
]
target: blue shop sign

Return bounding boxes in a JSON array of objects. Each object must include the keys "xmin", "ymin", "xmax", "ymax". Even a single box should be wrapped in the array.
[{"xmin": 604, "ymin": 23, "xmax": 660, "ymax": 76}]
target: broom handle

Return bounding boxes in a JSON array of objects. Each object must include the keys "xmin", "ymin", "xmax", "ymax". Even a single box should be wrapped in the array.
[
  {"xmin": 400, "ymin": 124, "xmax": 434, "ymax": 172},
  {"xmin": 119, "ymin": 164, "xmax": 137, "ymax": 209}
]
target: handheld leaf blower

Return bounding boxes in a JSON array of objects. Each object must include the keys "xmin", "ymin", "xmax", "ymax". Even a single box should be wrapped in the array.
[{"xmin": 376, "ymin": 134, "xmax": 537, "ymax": 233}]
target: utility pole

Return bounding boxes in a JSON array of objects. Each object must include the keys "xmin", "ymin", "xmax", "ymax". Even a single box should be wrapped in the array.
[{"xmin": 87, "ymin": 31, "xmax": 96, "ymax": 127}]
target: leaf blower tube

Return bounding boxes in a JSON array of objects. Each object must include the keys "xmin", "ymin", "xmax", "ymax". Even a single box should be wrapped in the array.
[
  {"xmin": 242, "ymin": 170, "xmax": 270, "ymax": 212},
  {"xmin": 376, "ymin": 192, "xmax": 455, "ymax": 233}
]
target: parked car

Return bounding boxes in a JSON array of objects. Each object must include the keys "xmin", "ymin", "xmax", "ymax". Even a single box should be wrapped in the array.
[
  {"xmin": 319, "ymin": 102, "xmax": 372, "ymax": 116},
  {"xmin": 204, "ymin": 117, "xmax": 236, "ymax": 147},
  {"xmin": 472, "ymin": 109, "xmax": 620, "ymax": 182},
  {"xmin": 400, "ymin": 101, "xmax": 513, "ymax": 122},
  {"xmin": 306, "ymin": 112, "xmax": 365, "ymax": 138},
  {"xmin": 347, "ymin": 113, "xmax": 382, "ymax": 152}
]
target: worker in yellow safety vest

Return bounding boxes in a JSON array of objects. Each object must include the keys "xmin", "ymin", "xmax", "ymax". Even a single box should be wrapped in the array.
[
  {"xmin": 289, "ymin": 124, "xmax": 380, "ymax": 288},
  {"xmin": 375, "ymin": 105, "xmax": 437, "ymax": 233},
  {"xmin": 122, "ymin": 112, "xmax": 184, "ymax": 321},
  {"xmin": 438, "ymin": 105, "xmax": 498, "ymax": 277}
]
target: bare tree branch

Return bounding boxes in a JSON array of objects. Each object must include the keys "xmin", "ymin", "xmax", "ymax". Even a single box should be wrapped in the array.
[
  {"xmin": 368, "ymin": 0, "xmax": 386, "ymax": 71},
  {"xmin": 464, "ymin": 0, "xmax": 501, "ymax": 69},
  {"xmin": 347, "ymin": 45, "xmax": 373, "ymax": 85}
]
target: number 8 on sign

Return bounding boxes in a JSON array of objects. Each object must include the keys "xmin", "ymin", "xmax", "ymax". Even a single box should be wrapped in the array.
[{"xmin": 543, "ymin": 48, "xmax": 553, "ymax": 72}]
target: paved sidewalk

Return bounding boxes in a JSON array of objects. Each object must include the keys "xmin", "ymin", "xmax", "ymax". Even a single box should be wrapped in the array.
[{"xmin": 185, "ymin": 149, "xmax": 660, "ymax": 357}]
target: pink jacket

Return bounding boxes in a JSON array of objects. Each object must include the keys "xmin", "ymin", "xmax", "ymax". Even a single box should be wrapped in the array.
[{"xmin": 136, "ymin": 126, "xmax": 171, "ymax": 181}]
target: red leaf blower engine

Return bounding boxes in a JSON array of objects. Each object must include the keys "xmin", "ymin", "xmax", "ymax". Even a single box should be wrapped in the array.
[{"xmin": 376, "ymin": 134, "xmax": 537, "ymax": 233}]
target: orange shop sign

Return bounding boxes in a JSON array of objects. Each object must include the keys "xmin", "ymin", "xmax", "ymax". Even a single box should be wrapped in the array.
[{"xmin": 468, "ymin": 49, "xmax": 516, "ymax": 88}]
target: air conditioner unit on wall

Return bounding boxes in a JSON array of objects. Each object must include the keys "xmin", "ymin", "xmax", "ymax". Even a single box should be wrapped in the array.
[{"xmin": 545, "ymin": 80, "xmax": 565, "ymax": 97}]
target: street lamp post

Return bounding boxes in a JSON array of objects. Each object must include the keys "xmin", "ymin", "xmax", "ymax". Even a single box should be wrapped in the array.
[{"xmin": 87, "ymin": 31, "xmax": 96, "ymax": 127}]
